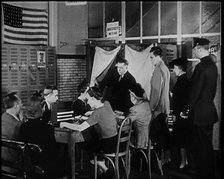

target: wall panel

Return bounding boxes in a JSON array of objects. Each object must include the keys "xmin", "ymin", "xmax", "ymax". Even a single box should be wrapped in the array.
[{"xmin": 1, "ymin": 44, "xmax": 56, "ymax": 112}]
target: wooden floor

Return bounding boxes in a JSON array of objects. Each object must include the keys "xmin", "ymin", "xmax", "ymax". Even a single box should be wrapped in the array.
[{"xmin": 74, "ymin": 148, "xmax": 221, "ymax": 179}]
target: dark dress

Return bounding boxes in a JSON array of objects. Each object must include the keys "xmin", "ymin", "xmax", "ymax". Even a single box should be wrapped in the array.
[
  {"xmin": 171, "ymin": 73, "xmax": 191, "ymax": 148},
  {"xmin": 20, "ymin": 118, "xmax": 70, "ymax": 179},
  {"xmin": 71, "ymin": 98, "xmax": 91, "ymax": 116},
  {"xmin": 71, "ymin": 99, "xmax": 94, "ymax": 140}
]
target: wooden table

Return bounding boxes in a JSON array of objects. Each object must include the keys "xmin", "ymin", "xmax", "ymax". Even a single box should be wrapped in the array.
[{"xmin": 54, "ymin": 127, "xmax": 84, "ymax": 179}]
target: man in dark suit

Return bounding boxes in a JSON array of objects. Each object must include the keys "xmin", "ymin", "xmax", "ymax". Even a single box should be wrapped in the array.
[
  {"xmin": 181, "ymin": 37, "xmax": 218, "ymax": 179},
  {"xmin": 42, "ymin": 85, "xmax": 58, "ymax": 124},
  {"xmin": 101, "ymin": 58, "xmax": 137, "ymax": 114}
]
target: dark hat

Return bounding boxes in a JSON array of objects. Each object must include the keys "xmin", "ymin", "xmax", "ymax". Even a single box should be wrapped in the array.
[
  {"xmin": 150, "ymin": 46, "xmax": 163, "ymax": 52},
  {"xmin": 130, "ymin": 83, "xmax": 145, "ymax": 98},
  {"xmin": 77, "ymin": 78, "xmax": 89, "ymax": 93},
  {"xmin": 169, "ymin": 58, "xmax": 188, "ymax": 71},
  {"xmin": 193, "ymin": 37, "xmax": 210, "ymax": 48}
]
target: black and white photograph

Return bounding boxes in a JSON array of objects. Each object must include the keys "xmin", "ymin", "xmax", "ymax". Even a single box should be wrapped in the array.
[{"xmin": 1, "ymin": 1, "xmax": 221, "ymax": 179}]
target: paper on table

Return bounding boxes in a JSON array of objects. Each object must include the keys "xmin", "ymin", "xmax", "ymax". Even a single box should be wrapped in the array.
[
  {"xmin": 116, "ymin": 115, "xmax": 125, "ymax": 120},
  {"xmin": 75, "ymin": 115, "xmax": 88, "ymax": 120},
  {"xmin": 187, "ymin": 58, "xmax": 200, "ymax": 61},
  {"xmin": 57, "ymin": 117, "xmax": 75, "ymax": 122}
]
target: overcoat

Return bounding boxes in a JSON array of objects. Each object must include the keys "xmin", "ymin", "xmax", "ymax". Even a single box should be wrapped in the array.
[
  {"xmin": 183, "ymin": 55, "xmax": 218, "ymax": 126},
  {"xmin": 1, "ymin": 112, "xmax": 22, "ymax": 172}
]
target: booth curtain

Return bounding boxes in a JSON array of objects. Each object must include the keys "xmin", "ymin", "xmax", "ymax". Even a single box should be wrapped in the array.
[
  {"xmin": 90, "ymin": 46, "xmax": 121, "ymax": 86},
  {"xmin": 90, "ymin": 44, "xmax": 154, "ymax": 99},
  {"xmin": 125, "ymin": 44, "xmax": 154, "ymax": 99}
]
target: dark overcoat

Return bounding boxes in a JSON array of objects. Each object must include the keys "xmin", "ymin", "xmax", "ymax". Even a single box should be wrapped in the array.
[
  {"xmin": 183, "ymin": 55, "xmax": 218, "ymax": 126},
  {"xmin": 172, "ymin": 73, "xmax": 190, "ymax": 116}
]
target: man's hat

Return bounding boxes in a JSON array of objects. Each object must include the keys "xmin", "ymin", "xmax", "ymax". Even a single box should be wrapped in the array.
[{"xmin": 193, "ymin": 37, "xmax": 210, "ymax": 48}]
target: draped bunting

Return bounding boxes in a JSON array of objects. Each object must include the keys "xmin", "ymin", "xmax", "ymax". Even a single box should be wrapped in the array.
[
  {"xmin": 125, "ymin": 44, "xmax": 154, "ymax": 99},
  {"xmin": 90, "ymin": 46, "xmax": 121, "ymax": 86}
]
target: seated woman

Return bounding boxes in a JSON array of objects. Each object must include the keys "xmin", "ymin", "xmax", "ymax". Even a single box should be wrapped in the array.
[
  {"xmin": 20, "ymin": 94, "xmax": 70, "ymax": 179},
  {"xmin": 71, "ymin": 79, "xmax": 92, "ymax": 117},
  {"xmin": 60, "ymin": 86, "xmax": 117, "ymax": 177},
  {"xmin": 127, "ymin": 83, "xmax": 152, "ymax": 149}
]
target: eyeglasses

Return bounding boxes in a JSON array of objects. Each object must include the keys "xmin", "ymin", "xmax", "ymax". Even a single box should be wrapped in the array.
[{"xmin": 43, "ymin": 89, "xmax": 53, "ymax": 96}]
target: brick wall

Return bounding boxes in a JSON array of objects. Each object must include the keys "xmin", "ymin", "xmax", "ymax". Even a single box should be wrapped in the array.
[{"xmin": 57, "ymin": 55, "xmax": 86, "ymax": 102}]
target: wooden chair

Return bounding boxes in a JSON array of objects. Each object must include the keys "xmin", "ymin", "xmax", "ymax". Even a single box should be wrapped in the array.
[
  {"xmin": 130, "ymin": 118, "xmax": 164, "ymax": 179},
  {"xmin": 94, "ymin": 117, "xmax": 132, "ymax": 179},
  {"xmin": 1, "ymin": 138, "xmax": 44, "ymax": 179}
]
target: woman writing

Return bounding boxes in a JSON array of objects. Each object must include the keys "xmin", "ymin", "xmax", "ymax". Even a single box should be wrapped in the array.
[{"xmin": 60, "ymin": 86, "xmax": 117, "ymax": 178}]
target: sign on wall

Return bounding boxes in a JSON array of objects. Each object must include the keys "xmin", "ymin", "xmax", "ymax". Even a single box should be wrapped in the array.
[
  {"xmin": 106, "ymin": 21, "xmax": 121, "ymax": 37},
  {"xmin": 37, "ymin": 50, "xmax": 46, "ymax": 68}
]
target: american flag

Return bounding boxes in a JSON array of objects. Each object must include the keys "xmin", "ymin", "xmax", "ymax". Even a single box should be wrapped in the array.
[{"xmin": 2, "ymin": 3, "xmax": 48, "ymax": 46}]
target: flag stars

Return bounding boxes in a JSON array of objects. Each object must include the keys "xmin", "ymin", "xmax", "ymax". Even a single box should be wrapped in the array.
[
  {"xmin": 3, "ymin": 3, "xmax": 23, "ymax": 27},
  {"xmin": 3, "ymin": 3, "xmax": 48, "ymax": 45}
]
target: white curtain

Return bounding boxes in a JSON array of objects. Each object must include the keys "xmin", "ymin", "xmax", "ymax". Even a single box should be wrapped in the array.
[
  {"xmin": 125, "ymin": 44, "xmax": 154, "ymax": 99},
  {"xmin": 90, "ymin": 46, "xmax": 121, "ymax": 86}
]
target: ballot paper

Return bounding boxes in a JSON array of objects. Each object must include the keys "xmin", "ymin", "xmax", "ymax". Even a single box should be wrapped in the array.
[
  {"xmin": 187, "ymin": 58, "xmax": 200, "ymax": 61},
  {"xmin": 75, "ymin": 115, "xmax": 88, "ymax": 120}
]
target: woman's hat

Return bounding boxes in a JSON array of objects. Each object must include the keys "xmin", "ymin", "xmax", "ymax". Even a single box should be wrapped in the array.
[
  {"xmin": 130, "ymin": 83, "xmax": 145, "ymax": 99},
  {"xmin": 169, "ymin": 58, "xmax": 188, "ymax": 71}
]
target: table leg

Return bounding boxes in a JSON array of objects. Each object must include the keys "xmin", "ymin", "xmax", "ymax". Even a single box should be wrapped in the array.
[{"xmin": 71, "ymin": 136, "xmax": 76, "ymax": 179}]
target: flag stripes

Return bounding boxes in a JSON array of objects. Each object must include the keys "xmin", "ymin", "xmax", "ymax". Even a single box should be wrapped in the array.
[
  {"xmin": 3, "ymin": 3, "xmax": 48, "ymax": 46},
  {"xmin": 4, "ymin": 27, "xmax": 48, "ymax": 34}
]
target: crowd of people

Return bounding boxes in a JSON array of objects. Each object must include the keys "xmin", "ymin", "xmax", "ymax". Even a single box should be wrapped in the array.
[{"xmin": 1, "ymin": 37, "xmax": 219, "ymax": 179}]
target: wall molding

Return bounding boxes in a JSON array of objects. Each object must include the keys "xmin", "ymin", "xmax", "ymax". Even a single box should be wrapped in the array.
[{"xmin": 56, "ymin": 54, "xmax": 86, "ymax": 59}]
